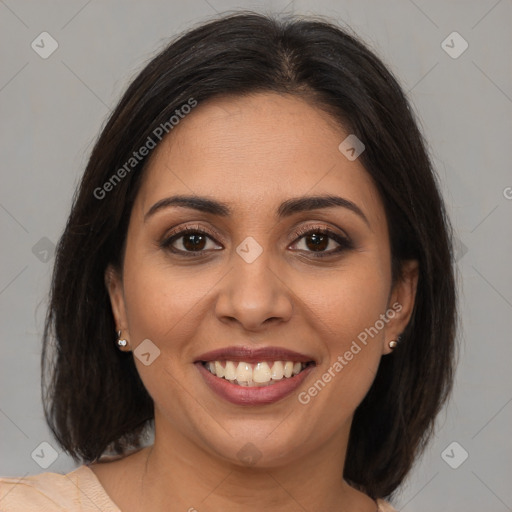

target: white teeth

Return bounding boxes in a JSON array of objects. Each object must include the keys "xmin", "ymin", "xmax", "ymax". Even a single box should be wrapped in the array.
[
  {"xmin": 215, "ymin": 361, "xmax": 225, "ymax": 378},
  {"xmin": 224, "ymin": 361, "xmax": 237, "ymax": 380},
  {"xmin": 270, "ymin": 361, "xmax": 284, "ymax": 380},
  {"xmin": 236, "ymin": 362, "xmax": 253, "ymax": 384},
  {"xmin": 253, "ymin": 362, "xmax": 272, "ymax": 383},
  {"xmin": 203, "ymin": 360, "xmax": 309, "ymax": 386}
]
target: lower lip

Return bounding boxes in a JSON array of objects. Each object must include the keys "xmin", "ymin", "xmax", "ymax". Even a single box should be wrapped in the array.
[{"xmin": 195, "ymin": 362, "xmax": 315, "ymax": 406}]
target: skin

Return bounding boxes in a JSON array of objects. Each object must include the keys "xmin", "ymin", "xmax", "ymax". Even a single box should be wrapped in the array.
[{"xmin": 91, "ymin": 92, "xmax": 419, "ymax": 512}]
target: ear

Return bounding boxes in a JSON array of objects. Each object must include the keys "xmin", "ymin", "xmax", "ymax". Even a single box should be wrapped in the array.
[
  {"xmin": 105, "ymin": 265, "xmax": 130, "ymax": 344},
  {"xmin": 383, "ymin": 259, "xmax": 419, "ymax": 355}
]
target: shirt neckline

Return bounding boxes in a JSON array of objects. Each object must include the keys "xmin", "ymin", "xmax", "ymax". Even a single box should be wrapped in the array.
[{"xmin": 71, "ymin": 465, "xmax": 122, "ymax": 511}]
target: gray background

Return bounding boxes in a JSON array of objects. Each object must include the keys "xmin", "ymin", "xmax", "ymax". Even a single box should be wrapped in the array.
[{"xmin": 1, "ymin": 1, "xmax": 511, "ymax": 511}]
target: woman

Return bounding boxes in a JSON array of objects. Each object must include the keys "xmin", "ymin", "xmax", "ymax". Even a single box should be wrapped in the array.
[{"xmin": 0, "ymin": 11, "xmax": 457, "ymax": 512}]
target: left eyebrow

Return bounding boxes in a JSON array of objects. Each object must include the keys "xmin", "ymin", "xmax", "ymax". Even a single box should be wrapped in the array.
[{"xmin": 144, "ymin": 194, "xmax": 370, "ymax": 228}]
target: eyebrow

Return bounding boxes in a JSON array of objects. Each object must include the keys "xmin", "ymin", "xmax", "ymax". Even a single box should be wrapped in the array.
[{"xmin": 144, "ymin": 194, "xmax": 370, "ymax": 227}]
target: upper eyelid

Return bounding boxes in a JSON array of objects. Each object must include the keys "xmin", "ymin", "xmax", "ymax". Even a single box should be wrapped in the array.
[{"xmin": 163, "ymin": 223, "xmax": 223, "ymax": 243}]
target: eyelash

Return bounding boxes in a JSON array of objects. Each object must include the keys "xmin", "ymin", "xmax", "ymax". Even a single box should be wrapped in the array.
[{"xmin": 159, "ymin": 224, "xmax": 354, "ymax": 259}]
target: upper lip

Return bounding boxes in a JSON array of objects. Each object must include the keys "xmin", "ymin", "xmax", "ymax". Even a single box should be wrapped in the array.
[{"xmin": 195, "ymin": 346, "xmax": 316, "ymax": 364}]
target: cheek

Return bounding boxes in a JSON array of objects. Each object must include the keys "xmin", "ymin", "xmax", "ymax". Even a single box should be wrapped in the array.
[
  {"xmin": 304, "ymin": 260, "xmax": 390, "ymax": 349},
  {"xmin": 121, "ymin": 250, "xmax": 216, "ymax": 344},
  {"xmin": 295, "ymin": 259, "xmax": 390, "ymax": 413},
  {"xmin": 119, "ymin": 259, "xmax": 204, "ymax": 408}
]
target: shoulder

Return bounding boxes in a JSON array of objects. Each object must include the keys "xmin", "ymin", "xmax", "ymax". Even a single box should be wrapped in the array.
[
  {"xmin": 376, "ymin": 498, "xmax": 399, "ymax": 512},
  {"xmin": 0, "ymin": 466, "xmax": 120, "ymax": 512}
]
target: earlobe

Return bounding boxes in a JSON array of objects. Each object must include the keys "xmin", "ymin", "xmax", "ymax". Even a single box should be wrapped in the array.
[{"xmin": 384, "ymin": 259, "xmax": 419, "ymax": 354}]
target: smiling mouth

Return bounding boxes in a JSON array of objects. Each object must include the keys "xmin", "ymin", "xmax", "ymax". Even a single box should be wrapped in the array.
[{"xmin": 200, "ymin": 360, "xmax": 316, "ymax": 387}]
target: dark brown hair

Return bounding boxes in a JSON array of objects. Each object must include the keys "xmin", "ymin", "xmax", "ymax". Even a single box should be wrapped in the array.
[{"xmin": 42, "ymin": 11, "xmax": 458, "ymax": 500}]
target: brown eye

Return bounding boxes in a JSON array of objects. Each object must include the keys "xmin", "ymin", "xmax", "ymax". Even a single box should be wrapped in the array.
[
  {"xmin": 301, "ymin": 232, "xmax": 330, "ymax": 252},
  {"xmin": 160, "ymin": 228, "xmax": 222, "ymax": 256},
  {"xmin": 181, "ymin": 233, "xmax": 207, "ymax": 251},
  {"xmin": 290, "ymin": 227, "xmax": 354, "ymax": 258}
]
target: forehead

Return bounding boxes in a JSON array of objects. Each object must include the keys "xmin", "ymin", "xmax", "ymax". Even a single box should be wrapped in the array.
[{"xmin": 136, "ymin": 92, "xmax": 386, "ymax": 228}]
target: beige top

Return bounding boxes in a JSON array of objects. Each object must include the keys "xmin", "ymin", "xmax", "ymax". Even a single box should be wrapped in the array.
[{"xmin": 0, "ymin": 465, "xmax": 398, "ymax": 511}]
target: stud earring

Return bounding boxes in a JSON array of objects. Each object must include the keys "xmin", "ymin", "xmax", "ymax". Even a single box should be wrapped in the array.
[
  {"xmin": 117, "ymin": 330, "xmax": 129, "ymax": 350},
  {"xmin": 388, "ymin": 335, "xmax": 402, "ymax": 350}
]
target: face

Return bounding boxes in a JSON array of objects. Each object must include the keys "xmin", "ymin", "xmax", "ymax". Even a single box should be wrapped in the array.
[{"xmin": 107, "ymin": 92, "xmax": 418, "ymax": 468}]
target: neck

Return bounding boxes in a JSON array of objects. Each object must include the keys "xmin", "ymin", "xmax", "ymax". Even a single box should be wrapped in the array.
[{"xmin": 131, "ymin": 415, "xmax": 377, "ymax": 512}]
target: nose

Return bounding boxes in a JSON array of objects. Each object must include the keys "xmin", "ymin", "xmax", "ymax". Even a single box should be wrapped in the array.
[{"xmin": 214, "ymin": 247, "xmax": 293, "ymax": 332}]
